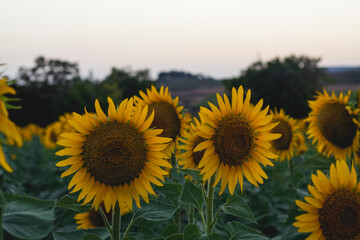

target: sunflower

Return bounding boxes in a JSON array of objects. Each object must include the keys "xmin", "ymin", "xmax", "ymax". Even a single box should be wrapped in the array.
[
  {"xmin": 19, "ymin": 124, "xmax": 43, "ymax": 142},
  {"xmin": 134, "ymin": 86, "xmax": 188, "ymax": 156},
  {"xmin": 43, "ymin": 121, "xmax": 63, "ymax": 149},
  {"xmin": 178, "ymin": 116, "xmax": 206, "ymax": 170},
  {"xmin": 294, "ymin": 132, "xmax": 308, "ymax": 156},
  {"xmin": 0, "ymin": 77, "xmax": 22, "ymax": 172},
  {"xmin": 75, "ymin": 203, "xmax": 131, "ymax": 229},
  {"xmin": 293, "ymin": 160, "xmax": 360, "ymax": 239},
  {"xmin": 307, "ymin": 89, "xmax": 359, "ymax": 160},
  {"xmin": 56, "ymin": 97, "xmax": 172, "ymax": 213},
  {"xmin": 269, "ymin": 109, "xmax": 301, "ymax": 161},
  {"xmin": 195, "ymin": 86, "xmax": 281, "ymax": 194}
]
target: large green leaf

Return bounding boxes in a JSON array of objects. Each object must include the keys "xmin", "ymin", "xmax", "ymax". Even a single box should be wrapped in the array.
[
  {"xmin": 52, "ymin": 228, "xmax": 109, "ymax": 240},
  {"xmin": 2, "ymin": 193, "xmax": 56, "ymax": 239},
  {"xmin": 83, "ymin": 234, "xmax": 103, "ymax": 240},
  {"xmin": 221, "ymin": 194, "xmax": 256, "ymax": 223},
  {"xmin": 226, "ymin": 221, "xmax": 269, "ymax": 240},
  {"xmin": 166, "ymin": 233, "xmax": 184, "ymax": 240},
  {"xmin": 136, "ymin": 201, "xmax": 179, "ymax": 221},
  {"xmin": 122, "ymin": 236, "xmax": 137, "ymax": 240},
  {"xmin": 180, "ymin": 180, "xmax": 204, "ymax": 210},
  {"xmin": 199, "ymin": 233, "xmax": 221, "ymax": 240},
  {"xmin": 183, "ymin": 224, "xmax": 202, "ymax": 240},
  {"xmin": 158, "ymin": 183, "xmax": 183, "ymax": 202},
  {"xmin": 56, "ymin": 194, "xmax": 92, "ymax": 213},
  {"xmin": 162, "ymin": 223, "xmax": 179, "ymax": 237},
  {"xmin": 176, "ymin": 168, "xmax": 202, "ymax": 181}
]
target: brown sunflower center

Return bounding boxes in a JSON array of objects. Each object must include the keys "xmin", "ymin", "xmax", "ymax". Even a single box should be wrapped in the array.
[
  {"xmin": 192, "ymin": 136, "xmax": 206, "ymax": 166},
  {"xmin": 88, "ymin": 205, "xmax": 112, "ymax": 228},
  {"xmin": 271, "ymin": 118, "xmax": 292, "ymax": 150},
  {"xmin": 83, "ymin": 122, "xmax": 147, "ymax": 186},
  {"xmin": 319, "ymin": 189, "xmax": 360, "ymax": 240},
  {"xmin": 317, "ymin": 103, "xmax": 357, "ymax": 148},
  {"xmin": 213, "ymin": 115, "xmax": 254, "ymax": 166},
  {"xmin": 148, "ymin": 102, "xmax": 181, "ymax": 141},
  {"xmin": 50, "ymin": 130, "xmax": 57, "ymax": 143}
]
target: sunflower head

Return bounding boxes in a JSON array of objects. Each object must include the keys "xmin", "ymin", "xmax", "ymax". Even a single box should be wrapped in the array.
[
  {"xmin": 56, "ymin": 97, "xmax": 172, "ymax": 213},
  {"xmin": 43, "ymin": 121, "xmax": 63, "ymax": 149},
  {"xmin": 0, "ymin": 77, "xmax": 22, "ymax": 172},
  {"xmin": 75, "ymin": 203, "xmax": 131, "ymax": 229},
  {"xmin": 19, "ymin": 124, "xmax": 43, "ymax": 141},
  {"xmin": 178, "ymin": 116, "xmax": 207, "ymax": 170},
  {"xmin": 294, "ymin": 160, "xmax": 360, "ymax": 240},
  {"xmin": 195, "ymin": 86, "xmax": 280, "ymax": 195},
  {"xmin": 307, "ymin": 89, "xmax": 359, "ymax": 160},
  {"xmin": 135, "ymin": 85, "xmax": 188, "ymax": 156},
  {"xmin": 269, "ymin": 109, "xmax": 300, "ymax": 161}
]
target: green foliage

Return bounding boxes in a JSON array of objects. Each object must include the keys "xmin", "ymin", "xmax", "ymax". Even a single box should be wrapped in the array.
[
  {"xmin": 56, "ymin": 194, "xmax": 92, "ymax": 213},
  {"xmin": 180, "ymin": 180, "xmax": 204, "ymax": 210},
  {"xmin": 221, "ymin": 194, "xmax": 256, "ymax": 224},
  {"xmin": 135, "ymin": 201, "xmax": 180, "ymax": 222},
  {"xmin": 10, "ymin": 57, "xmax": 153, "ymax": 127},
  {"xmin": 52, "ymin": 228, "xmax": 110, "ymax": 240},
  {"xmin": 225, "ymin": 221, "xmax": 269, "ymax": 240},
  {"xmin": 224, "ymin": 55, "xmax": 330, "ymax": 118},
  {"xmin": 2, "ymin": 193, "xmax": 56, "ymax": 239}
]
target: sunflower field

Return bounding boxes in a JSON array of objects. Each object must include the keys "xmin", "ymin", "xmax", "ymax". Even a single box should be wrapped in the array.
[{"xmin": 1, "ymin": 72, "xmax": 360, "ymax": 240}]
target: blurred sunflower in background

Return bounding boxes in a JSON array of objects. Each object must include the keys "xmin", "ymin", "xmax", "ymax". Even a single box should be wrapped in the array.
[
  {"xmin": 0, "ymin": 77, "xmax": 22, "ymax": 172},
  {"xmin": 18, "ymin": 123, "xmax": 44, "ymax": 142},
  {"xmin": 307, "ymin": 90, "xmax": 359, "ymax": 160},
  {"xmin": 294, "ymin": 160, "xmax": 360, "ymax": 240},
  {"xmin": 134, "ymin": 86, "xmax": 188, "ymax": 157},
  {"xmin": 75, "ymin": 203, "xmax": 131, "ymax": 229},
  {"xmin": 269, "ymin": 109, "xmax": 302, "ymax": 161},
  {"xmin": 178, "ymin": 116, "xmax": 206, "ymax": 170},
  {"xmin": 56, "ymin": 97, "xmax": 172, "ymax": 213},
  {"xmin": 196, "ymin": 86, "xmax": 281, "ymax": 194},
  {"xmin": 43, "ymin": 121, "xmax": 63, "ymax": 149}
]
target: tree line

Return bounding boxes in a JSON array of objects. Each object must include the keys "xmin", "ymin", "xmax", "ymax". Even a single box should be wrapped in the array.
[{"xmin": 8, "ymin": 55, "xmax": 329, "ymax": 126}]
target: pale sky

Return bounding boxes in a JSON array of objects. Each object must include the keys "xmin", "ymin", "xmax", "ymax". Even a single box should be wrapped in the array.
[{"xmin": 1, "ymin": 0, "xmax": 360, "ymax": 80}]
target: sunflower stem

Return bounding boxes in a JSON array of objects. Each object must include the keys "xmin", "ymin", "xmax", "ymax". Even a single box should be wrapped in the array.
[
  {"xmin": 288, "ymin": 158, "xmax": 293, "ymax": 175},
  {"xmin": 112, "ymin": 203, "xmax": 121, "ymax": 240},
  {"xmin": 189, "ymin": 206, "xmax": 195, "ymax": 224},
  {"xmin": 209, "ymin": 208, "xmax": 222, "ymax": 232},
  {"xmin": 98, "ymin": 206, "xmax": 112, "ymax": 235},
  {"xmin": 199, "ymin": 208, "xmax": 207, "ymax": 233},
  {"xmin": 205, "ymin": 175, "xmax": 215, "ymax": 234},
  {"xmin": 0, "ymin": 188, "xmax": 4, "ymax": 240},
  {"xmin": 123, "ymin": 215, "xmax": 138, "ymax": 238}
]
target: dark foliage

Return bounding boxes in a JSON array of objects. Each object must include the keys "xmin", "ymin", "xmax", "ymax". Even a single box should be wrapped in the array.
[
  {"xmin": 9, "ymin": 56, "xmax": 153, "ymax": 127},
  {"xmin": 224, "ymin": 55, "xmax": 330, "ymax": 118}
]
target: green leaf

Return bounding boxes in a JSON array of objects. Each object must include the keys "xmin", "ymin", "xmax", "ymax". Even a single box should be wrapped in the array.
[
  {"xmin": 183, "ymin": 224, "xmax": 202, "ymax": 240},
  {"xmin": 177, "ymin": 168, "xmax": 202, "ymax": 181},
  {"xmin": 221, "ymin": 194, "xmax": 256, "ymax": 224},
  {"xmin": 166, "ymin": 233, "xmax": 184, "ymax": 240},
  {"xmin": 83, "ymin": 234, "xmax": 102, "ymax": 240},
  {"xmin": 199, "ymin": 233, "xmax": 221, "ymax": 240},
  {"xmin": 123, "ymin": 236, "xmax": 137, "ymax": 240},
  {"xmin": 56, "ymin": 194, "xmax": 92, "ymax": 213},
  {"xmin": 162, "ymin": 223, "xmax": 179, "ymax": 237},
  {"xmin": 53, "ymin": 228, "xmax": 109, "ymax": 240},
  {"xmin": 2, "ymin": 193, "xmax": 56, "ymax": 239},
  {"xmin": 0, "ymin": 189, "xmax": 6, "ymax": 208},
  {"xmin": 159, "ymin": 183, "xmax": 183, "ymax": 202},
  {"xmin": 180, "ymin": 180, "xmax": 204, "ymax": 210},
  {"xmin": 136, "ymin": 201, "xmax": 180, "ymax": 221},
  {"xmin": 226, "ymin": 221, "xmax": 269, "ymax": 240}
]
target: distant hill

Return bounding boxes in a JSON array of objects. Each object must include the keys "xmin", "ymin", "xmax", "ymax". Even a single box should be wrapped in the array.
[
  {"xmin": 156, "ymin": 71, "xmax": 222, "ymax": 91},
  {"xmin": 155, "ymin": 71, "xmax": 225, "ymax": 114},
  {"xmin": 325, "ymin": 66, "xmax": 360, "ymax": 83}
]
